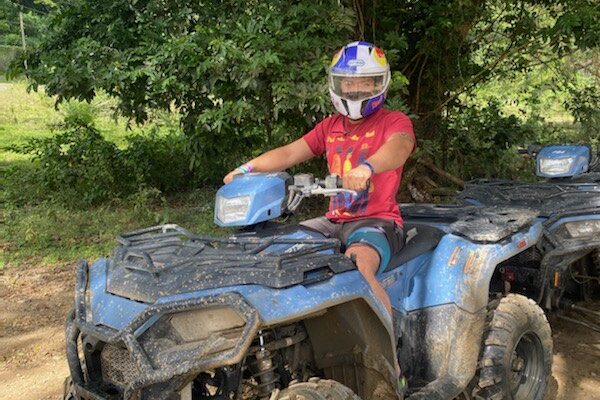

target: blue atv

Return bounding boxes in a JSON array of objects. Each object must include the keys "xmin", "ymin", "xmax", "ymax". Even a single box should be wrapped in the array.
[
  {"xmin": 457, "ymin": 144, "xmax": 600, "ymax": 307},
  {"xmin": 64, "ymin": 172, "xmax": 558, "ymax": 400}
]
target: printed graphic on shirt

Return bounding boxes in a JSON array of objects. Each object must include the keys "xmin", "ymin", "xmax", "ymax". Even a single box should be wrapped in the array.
[
  {"xmin": 301, "ymin": 108, "xmax": 415, "ymax": 225},
  {"xmin": 345, "ymin": 151, "xmax": 368, "ymax": 215},
  {"xmin": 330, "ymin": 141, "xmax": 375, "ymax": 218},
  {"xmin": 328, "ymin": 126, "xmax": 391, "ymax": 218}
]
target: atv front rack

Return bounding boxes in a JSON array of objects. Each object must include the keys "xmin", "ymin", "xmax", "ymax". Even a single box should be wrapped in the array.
[{"xmin": 106, "ymin": 224, "xmax": 357, "ymax": 303}]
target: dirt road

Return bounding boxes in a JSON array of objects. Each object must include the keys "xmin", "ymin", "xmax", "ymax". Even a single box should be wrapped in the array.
[{"xmin": 1, "ymin": 262, "xmax": 599, "ymax": 400}]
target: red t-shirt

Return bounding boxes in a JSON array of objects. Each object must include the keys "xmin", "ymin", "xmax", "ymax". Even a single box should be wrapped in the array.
[{"xmin": 302, "ymin": 108, "xmax": 414, "ymax": 226}]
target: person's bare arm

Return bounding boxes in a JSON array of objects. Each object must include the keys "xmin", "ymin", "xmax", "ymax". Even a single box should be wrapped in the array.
[
  {"xmin": 223, "ymin": 138, "xmax": 315, "ymax": 183},
  {"xmin": 343, "ymin": 132, "xmax": 415, "ymax": 190},
  {"xmin": 367, "ymin": 132, "xmax": 415, "ymax": 172}
]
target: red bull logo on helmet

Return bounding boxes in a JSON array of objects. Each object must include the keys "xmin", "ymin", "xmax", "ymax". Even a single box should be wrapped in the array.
[{"xmin": 373, "ymin": 47, "xmax": 387, "ymax": 66}]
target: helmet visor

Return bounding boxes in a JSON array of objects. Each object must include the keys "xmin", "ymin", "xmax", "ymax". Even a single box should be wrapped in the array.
[{"xmin": 330, "ymin": 74, "xmax": 386, "ymax": 101}]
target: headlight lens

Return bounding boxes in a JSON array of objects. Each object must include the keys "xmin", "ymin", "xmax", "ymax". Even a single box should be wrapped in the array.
[
  {"xmin": 169, "ymin": 306, "xmax": 245, "ymax": 342},
  {"xmin": 564, "ymin": 220, "xmax": 600, "ymax": 238},
  {"xmin": 140, "ymin": 306, "xmax": 248, "ymax": 367},
  {"xmin": 217, "ymin": 195, "xmax": 250, "ymax": 223},
  {"xmin": 539, "ymin": 157, "xmax": 574, "ymax": 175}
]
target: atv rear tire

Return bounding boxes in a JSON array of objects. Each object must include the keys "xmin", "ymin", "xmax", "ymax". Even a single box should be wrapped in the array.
[
  {"xmin": 275, "ymin": 378, "xmax": 361, "ymax": 400},
  {"xmin": 473, "ymin": 294, "xmax": 552, "ymax": 400}
]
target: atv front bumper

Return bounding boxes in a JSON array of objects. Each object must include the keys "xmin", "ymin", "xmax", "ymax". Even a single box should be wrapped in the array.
[{"xmin": 66, "ymin": 261, "xmax": 260, "ymax": 400}]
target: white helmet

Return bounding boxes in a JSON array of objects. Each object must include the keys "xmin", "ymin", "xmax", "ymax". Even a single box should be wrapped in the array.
[{"xmin": 329, "ymin": 41, "xmax": 391, "ymax": 120}]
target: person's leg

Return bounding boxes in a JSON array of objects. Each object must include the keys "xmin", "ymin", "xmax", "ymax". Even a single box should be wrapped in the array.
[
  {"xmin": 341, "ymin": 220, "xmax": 401, "ymax": 315},
  {"xmin": 344, "ymin": 221, "xmax": 405, "ymax": 380},
  {"xmin": 302, "ymin": 217, "xmax": 396, "ymax": 314},
  {"xmin": 345, "ymin": 243, "xmax": 392, "ymax": 315},
  {"xmin": 299, "ymin": 217, "xmax": 338, "ymax": 237}
]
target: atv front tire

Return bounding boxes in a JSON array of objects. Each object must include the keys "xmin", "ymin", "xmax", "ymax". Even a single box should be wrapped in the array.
[
  {"xmin": 275, "ymin": 378, "xmax": 362, "ymax": 400},
  {"xmin": 63, "ymin": 377, "xmax": 76, "ymax": 400},
  {"xmin": 473, "ymin": 294, "xmax": 552, "ymax": 400}
]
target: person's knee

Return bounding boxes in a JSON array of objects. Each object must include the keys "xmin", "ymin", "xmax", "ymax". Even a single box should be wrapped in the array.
[{"xmin": 345, "ymin": 244, "xmax": 380, "ymax": 278}]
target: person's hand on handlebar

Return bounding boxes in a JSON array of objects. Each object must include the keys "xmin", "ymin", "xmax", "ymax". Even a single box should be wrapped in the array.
[{"xmin": 343, "ymin": 164, "xmax": 372, "ymax": 191}]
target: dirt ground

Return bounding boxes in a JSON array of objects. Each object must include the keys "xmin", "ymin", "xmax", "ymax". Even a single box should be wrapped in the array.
[{"xmin": 1, "ymin": 262, "xmax": 599, "ymax": 400}]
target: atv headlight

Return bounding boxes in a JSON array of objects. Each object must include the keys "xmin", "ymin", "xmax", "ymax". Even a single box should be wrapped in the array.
[
  {"xmin": 564, "ymin": 220, "xmax": 600, "ymax": 238},
  {"xmin": 140, "ymin": 306, "xmax": 248, "ymax": 369},
  {"xmin": 539, "ymin": 157, "xmax": 574, "ymax": 176},
  {"xmin": 216, "ymin": 195, "xmax": 251, "ymax": 223},
  {"xmin": 169, "ymin": 306, "xmax": 245, "ymax": 342}
]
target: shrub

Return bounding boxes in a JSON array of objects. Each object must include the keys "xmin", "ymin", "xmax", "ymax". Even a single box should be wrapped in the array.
[
  {"xmin": 123, "ymin": 128, "xmax": 197, "ymax": 193},
  {"xmin": 429, "ymin": 102, "xmax": 541, "ymax": 180},
  {"xmin": 565, "ymin": 85, "xmax": 600, "ymax": 146},
  {"xmin": 5, "ymin": 99, "xmax": 201, "ymax": 207},
  {"xmin": 8, "ymin": 125, "xmax": 133, "ymax": 206}
]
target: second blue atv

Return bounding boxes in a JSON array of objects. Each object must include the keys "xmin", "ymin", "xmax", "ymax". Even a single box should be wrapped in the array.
[
  {"xmin": 458, "ymin": 144, "xmax": 600, "ymax": 306},
  {"xmin": 63, "ymin": 172, "xmax": 559, "ymax": 400}
]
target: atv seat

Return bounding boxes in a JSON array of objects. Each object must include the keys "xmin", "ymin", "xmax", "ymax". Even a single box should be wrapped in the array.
[{"xmin": 383, "ymin": 223, "xmax": 445, "ymax": 273}]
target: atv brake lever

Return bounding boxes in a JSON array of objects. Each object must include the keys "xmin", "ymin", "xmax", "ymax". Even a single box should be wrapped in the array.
[{"xmin": 310, "ymin": 187, "xmax": 358, "ymax": 197}]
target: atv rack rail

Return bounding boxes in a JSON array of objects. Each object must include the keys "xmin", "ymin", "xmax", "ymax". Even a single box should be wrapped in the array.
[{"xmin": 106, "ymin": 224, "xmax": 357, "ymax": 303}]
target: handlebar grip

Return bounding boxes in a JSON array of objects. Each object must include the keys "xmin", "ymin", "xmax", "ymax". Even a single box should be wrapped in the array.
[
  {"xmin": 325, "ymin": 174, "xmax": 370, "ymax": 191},
  {"xmin": 324, "ymin": 174, "xmax": 343, "ymax": 189}
]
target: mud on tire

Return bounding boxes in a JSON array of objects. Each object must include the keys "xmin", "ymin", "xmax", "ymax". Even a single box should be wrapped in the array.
[
  {"xmin": 274, "ymin": 377, "xmax": 362, "ymax": 400},
  {"xmin": 473, "ymin": 294, "xmax": 552, "ymax": 400},
  {"xmin": 63, "ymin": 377, "xmax": 76, "ymax": 400}
]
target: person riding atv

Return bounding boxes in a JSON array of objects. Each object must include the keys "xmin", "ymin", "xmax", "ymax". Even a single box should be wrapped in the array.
[
  {"xmin": 62, "ymin": 42, "xmax": 563, "ymax": 400},
  {"xmin": 224, "ymin": 41, "xmax": 416, "ymax": 317}
]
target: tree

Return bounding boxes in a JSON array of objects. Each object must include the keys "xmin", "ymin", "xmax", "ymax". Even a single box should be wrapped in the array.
[
  {"xmin": 18, "ymin": 0, "xmax": 355, "ymax": 180},
  {"xmin": 355, "ymin": 0, "xmax": 600, "ymax": 134},
  {"xmin": 15, "ymin": 0, "xmax": 600, "ymax": 182},
  {"xmin": 0, "ymin": 0, "xmax": 50, "ymax": 46}
]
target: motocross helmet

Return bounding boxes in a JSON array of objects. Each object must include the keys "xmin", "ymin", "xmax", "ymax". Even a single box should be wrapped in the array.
[{"xmin": 329, "ymin": 41, "xmax": 391, "ymax": 120}]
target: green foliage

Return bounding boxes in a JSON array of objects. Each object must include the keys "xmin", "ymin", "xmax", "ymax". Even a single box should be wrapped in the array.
[
  {"xmin": 426, "ymin": 102, "xmax": 539, "ymax": 179},
  {"xmin": 4, "ymin": 98, "xmax": 200, "ymax": 207},
  {"xmin": 59, "ymin": 99, "xmax": 97, "ymax": 128},
  {"xmin": 7, "ymin": 0, "xmax": 600, "ymax": 195},
  {"xmin": 17, "ymin": 0, "xmax": 356, "ymax": 183},
  {"xmin": 6, "ymin": 125, "xmax": 203, "ymax": 207},
  {"xmin": 0, "ymin": 44, "xmax": 20, "ymax": 74},
  {"xmin": 0, "ymin": 0, "xmax": 50, "ymax": 75},
  {"xmin": 358, "ymin": 0, "xmax": 600, "ymax": 138},
  {"xmin": 565, "ymin": 85, "xmax": 600, "ymax": 144},
  {"xmin": 0, "ymin": 0, "xmax": 48, "ymax": 46},
  {"xmin": 8, "ymin": 125, "xmax": 133, "ymax": 205},
  {"xmin": 123, "ymin": 128, "xmax": 197, "ymax": 193}
]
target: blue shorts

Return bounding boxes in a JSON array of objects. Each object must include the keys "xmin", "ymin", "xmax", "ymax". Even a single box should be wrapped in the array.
[{"xmin": 300, "ymin": 217, "xmax": 405, "ymax": 274}]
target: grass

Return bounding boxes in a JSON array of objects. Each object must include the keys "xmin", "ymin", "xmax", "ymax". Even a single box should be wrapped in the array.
[
  {"xmin": 0, "ymin": 80, "xmax": 148, "ymax": 163},
  {"xmin": 0, "ymin": 81, "xmax": 217, "ymax": 268},
  {"xmin": 0, "ymin": 82, "xmax": 61, "ymax": 162},
  {"xmin": 0, "ymin": 190, "xmax": 223, "ymax": 268}
]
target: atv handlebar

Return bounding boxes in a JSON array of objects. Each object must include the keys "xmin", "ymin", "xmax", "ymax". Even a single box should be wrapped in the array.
[{"xmin": 286, "ymin": 174, "xmax": 357, "ymax": 213}]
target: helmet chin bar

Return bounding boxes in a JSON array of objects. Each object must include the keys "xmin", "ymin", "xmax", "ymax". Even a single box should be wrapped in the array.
[
  {"xmin": 342, "ymin": 98, "xmax": 365, "ymax": 120},
  {"xmin": 331, "ymin": 91, "xmax": 384, "ymax": 121}
]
